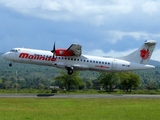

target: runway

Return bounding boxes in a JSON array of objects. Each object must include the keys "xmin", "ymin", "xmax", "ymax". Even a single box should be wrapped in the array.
[{"xmin": 0, "ymin": 94, "xmax": 160, "ymax": 98}]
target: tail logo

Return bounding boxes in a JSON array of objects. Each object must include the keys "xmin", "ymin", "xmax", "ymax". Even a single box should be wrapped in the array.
[{"xmin": 140, "ymin": 49, "xmax": 150, "ymax": 60}]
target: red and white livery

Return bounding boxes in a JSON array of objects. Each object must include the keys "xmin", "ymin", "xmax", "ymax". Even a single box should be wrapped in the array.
[{"xmin": 2, "ymin": 40, "xmax": 157, "ymax": 75}]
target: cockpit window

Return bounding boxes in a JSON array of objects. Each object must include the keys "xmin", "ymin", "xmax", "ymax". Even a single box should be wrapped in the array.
[{"xmin": 10, "ymin": 49, "xmax": 18, "ymax": 52}]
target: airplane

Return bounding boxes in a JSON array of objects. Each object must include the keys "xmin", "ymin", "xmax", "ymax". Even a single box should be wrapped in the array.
[{"xmin": 2, "ymin": 40, "xmax": 157, "ymax": 75}]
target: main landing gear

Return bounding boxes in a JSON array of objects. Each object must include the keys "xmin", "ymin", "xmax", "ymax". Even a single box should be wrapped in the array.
[{"xmin": 66, "ymin": 67, "xmax": 73, "ymax": 75}]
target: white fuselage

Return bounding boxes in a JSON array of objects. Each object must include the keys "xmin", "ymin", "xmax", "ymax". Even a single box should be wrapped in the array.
[{"xmin": 2, "ymin": 48, "xmax": 155, "ymax": 72}]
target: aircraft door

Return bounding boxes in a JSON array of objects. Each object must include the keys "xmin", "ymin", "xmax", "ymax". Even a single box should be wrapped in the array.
[{"xmin": 112, "ymin": 60, "xmax": 117, "ymax": 71}]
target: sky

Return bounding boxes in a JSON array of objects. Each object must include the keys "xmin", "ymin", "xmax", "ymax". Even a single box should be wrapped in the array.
[{"xmin": 0, "ymin": 0, "xmax": 160, "ymax": 61}]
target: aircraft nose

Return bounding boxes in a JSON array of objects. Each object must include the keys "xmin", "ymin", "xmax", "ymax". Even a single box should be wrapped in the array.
[{"xmin": 2, "ymin": 52, "xmax": 9, "ymax": 59}]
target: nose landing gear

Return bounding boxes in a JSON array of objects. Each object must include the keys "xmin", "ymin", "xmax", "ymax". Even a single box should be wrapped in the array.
[{"xmin": 9, "ymin": 63, "xmax": 12, "ymax": 67}]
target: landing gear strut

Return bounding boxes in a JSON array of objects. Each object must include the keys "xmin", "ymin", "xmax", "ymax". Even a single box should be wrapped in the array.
[{"xmin": 66, "ymin": 67, "xmax": 73, "ymax": 75}]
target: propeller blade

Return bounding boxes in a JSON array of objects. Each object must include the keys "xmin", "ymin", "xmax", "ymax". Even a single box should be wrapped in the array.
[
  {"xmin": 51, "ymin": 42, "xmax": 55, "ymax": 53},
  {"xmin": 51, "ymin": 42, "xmax": 56, "ymax": 58},
  {"xmin": 53, "ymin": 42, "xmax": 55, "ymax": 52}
]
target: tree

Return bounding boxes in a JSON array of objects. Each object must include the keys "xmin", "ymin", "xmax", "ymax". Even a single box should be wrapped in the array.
[
  {"xmin": 92, "ymin": 79, "xmax": 102, "ymax": 90},
  {"xmin": 146, "ymin": 82, "xmax": 158, "ymax": 90},
  {"xmin": 38, "ymin": 83, "xmax": 45, "ymax": 90},
  {"xmin": 97, "ymin": 72, "xmax": 119, "ymax": 92},
  {"xmin": 4, "ymin": 80, "xmax": 12, "ymax": 89},
  {"xmin": 119, "ymin": 72, "xmax": 140, "ymax": 92},
  {"xmin": 54, "ymin": 71, "xmax": 83, "ymax": 91},
  {"xmin": 85, "ymin": 80, "xmax": 93, "ymax": 89},
  {"xmin": 0, "ymin": 79, "xmax": 2, "ymax": 88},
  {"xmin": 12, "ymin": 83, "xmax": 19, "ymax": 89}
]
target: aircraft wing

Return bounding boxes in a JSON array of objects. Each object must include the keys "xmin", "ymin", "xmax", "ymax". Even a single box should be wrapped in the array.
[
  {"xmin": 67, "ymin": 44, "xmax": 82, "ymax": 56},
  {"xmin": 73, "ymin": 64, "xmax": 89, "ymax": 70}
]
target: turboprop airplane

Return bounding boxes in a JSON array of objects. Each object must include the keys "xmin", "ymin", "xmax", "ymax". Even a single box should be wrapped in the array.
[{"xmin": 2, "ymin": 40, "xmax": 157, "ymax": 75}]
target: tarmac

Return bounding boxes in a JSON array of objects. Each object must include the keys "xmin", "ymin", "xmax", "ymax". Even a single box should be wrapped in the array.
[{"xmin": 0, "ymin": 94, "xmax": 160, "ymax": 99}]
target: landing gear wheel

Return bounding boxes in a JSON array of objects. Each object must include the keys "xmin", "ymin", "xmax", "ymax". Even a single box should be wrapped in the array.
[
  {"xmin": 9, "ymin": 63, "xmax": 12, "ymax": 67},
  {"xmin": 67, "ymin": 67, "xmax": 73, "ymax": 75}
]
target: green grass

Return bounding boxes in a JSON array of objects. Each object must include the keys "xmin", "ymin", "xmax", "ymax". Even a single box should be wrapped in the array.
[{"xmin": 0, "ymin": 98, "xmax": 160, "ymax": 120}]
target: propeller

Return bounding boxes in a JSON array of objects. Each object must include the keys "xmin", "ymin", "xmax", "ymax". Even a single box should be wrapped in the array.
[{"xmin": 51, "ymin": 42, "xmax": 56, "ymax": 58}]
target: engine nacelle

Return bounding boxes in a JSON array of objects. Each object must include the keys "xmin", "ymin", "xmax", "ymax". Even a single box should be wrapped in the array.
[{"xmin": 55, "ymin": 49, "xmax": 74, "ymax": 56}]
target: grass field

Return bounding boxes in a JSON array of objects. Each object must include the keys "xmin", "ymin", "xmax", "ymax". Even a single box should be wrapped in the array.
[{"xmin": 0, "ymin": 98, "xmax": 160, "ymax": 120}]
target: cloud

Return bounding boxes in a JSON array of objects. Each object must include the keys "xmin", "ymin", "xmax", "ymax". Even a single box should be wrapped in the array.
[
  {"xmin": 84, "ymin": 48, "xmax": 137, "ymax": 57},
  {"xmin": 1, "ymin": 0, "xmax": 160, "ymax": 27},
  {"xmin": 142, "ymin": 1, "xmax": 160, "ymax": 15},
  {"xmin": 0, "ymin": 0, "xmax": 134, "ymax": 25},
  {"xmin": 0, "ymin": 0, "xmax": 160, "ymax": 53},
  {"xmin": 104, "ymin": 31, "xmax": 160, "ymax": 44},
  {"xmin": 151, "ymin": 49, "xmax": 160, "ymax": 61}
]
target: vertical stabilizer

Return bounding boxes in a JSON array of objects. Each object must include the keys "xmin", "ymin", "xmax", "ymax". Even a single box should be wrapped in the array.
[{"xmin": 120, "ymin": 40, "xmax": 157, "ymax": 64}]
